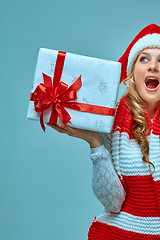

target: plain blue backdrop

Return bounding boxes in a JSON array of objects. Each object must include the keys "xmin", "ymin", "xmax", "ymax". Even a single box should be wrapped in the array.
[{"xmin": 1, "ymin": 0, "xmax": 160, "ymax": 239}]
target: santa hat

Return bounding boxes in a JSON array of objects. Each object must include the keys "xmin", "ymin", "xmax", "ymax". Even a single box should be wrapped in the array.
[{"xmin": 118, "ymin": 23, "xmax": 160, "ymax": 83}]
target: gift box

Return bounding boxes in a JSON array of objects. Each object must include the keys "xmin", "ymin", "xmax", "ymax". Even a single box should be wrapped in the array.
[{"xmin": 27, "ymin": 48, "xmax": 121, "ymax": 133}]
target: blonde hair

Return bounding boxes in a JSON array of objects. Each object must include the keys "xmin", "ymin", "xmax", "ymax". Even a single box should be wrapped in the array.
[{"xmin": 123, "ymin": 73, "xmax": 155, "ymax": 174}]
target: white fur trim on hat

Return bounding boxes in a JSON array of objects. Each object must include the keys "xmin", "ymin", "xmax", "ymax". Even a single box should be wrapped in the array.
[{"xmin": 127, "ymin": 33, "xmax": 160, "ymax": 76}]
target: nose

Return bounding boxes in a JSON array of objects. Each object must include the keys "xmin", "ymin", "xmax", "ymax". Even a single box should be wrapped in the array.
[{"xmin": 148, "ymin": 60, "xmax": 159, "ymax": 72}]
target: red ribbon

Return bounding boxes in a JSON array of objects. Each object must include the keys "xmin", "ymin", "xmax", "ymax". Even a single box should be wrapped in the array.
[{"xmin": 30, "ymin": 51, "xmax": 116, "ymax": 131}]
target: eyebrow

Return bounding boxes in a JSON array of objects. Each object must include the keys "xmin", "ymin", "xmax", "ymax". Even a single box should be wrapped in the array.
[
  {"xmin": 139, "ymin": 52, "xmax": 149, "ymax": 55},
  {"xmin": 139, "ymin": 51, "xmax": 160, "ymax": 56},
  {"xmin": 137, "ymin": 52, "xmax": 160, "ymax": 58}
]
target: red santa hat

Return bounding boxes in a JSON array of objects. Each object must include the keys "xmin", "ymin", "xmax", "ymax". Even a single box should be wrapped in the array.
[{"xmin": 118, "ymin": 23, "xmax": 160, "ymax": 83}]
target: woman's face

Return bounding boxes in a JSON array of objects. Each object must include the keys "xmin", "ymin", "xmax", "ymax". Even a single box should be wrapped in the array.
[{"xmin": 133, "ymin": 48, "xmax": 160, "ymax": 107}]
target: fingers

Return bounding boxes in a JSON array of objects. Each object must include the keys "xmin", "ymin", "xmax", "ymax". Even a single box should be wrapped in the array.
[
  {"xmin": 57, "ymin": 123, "xmax": 75, "ymax": 136},
  {"xmin": 47, "ymin": 123, "xmax": 76, "ymax": 137},
  {"xmin": 59, "ymin": 123, "xmax": 73, "ymax": 131},
  {"xmin": 47, "ymin": 123, "xmax": 97, "ymax": 142}
]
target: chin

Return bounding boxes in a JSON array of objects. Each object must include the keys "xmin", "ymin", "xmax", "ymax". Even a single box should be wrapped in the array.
[{"xmin": 142, "ymin": 97, "xmax": 160, "ymax": 105}]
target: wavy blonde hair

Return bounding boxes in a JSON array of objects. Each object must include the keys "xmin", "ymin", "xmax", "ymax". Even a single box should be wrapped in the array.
[{"xmin": 123, "ymin": 73, "xmax": 155, "ymax": 174}]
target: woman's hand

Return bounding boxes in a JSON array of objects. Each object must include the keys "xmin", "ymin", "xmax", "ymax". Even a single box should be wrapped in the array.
[{"xmin": 47, "ymin": 123, "xmax": 102, "ymax": 148}]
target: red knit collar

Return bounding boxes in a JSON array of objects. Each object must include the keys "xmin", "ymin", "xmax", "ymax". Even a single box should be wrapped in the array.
[
  {"xmin": 113, "ymin": 94, "xmax": 160, "ymax": 137},
  {"xmin": 142, "ymin": 104, "xmax": 160, "ymax": 135}
]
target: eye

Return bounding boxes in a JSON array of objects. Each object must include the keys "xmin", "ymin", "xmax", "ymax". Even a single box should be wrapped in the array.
[{"xmin": 139, "ymin": 56, "xmax": 149, "ymax": 62}]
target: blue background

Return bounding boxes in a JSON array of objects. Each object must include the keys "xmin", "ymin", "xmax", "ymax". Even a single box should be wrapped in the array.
[{"xmin": 1, "ymin": 0, "xmax": 160, "ymax": 239}]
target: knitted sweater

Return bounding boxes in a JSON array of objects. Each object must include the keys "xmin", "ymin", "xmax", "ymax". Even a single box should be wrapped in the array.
[{"xmin": 88, "ymin": 94, "xmax": 160, "ymax": 240}]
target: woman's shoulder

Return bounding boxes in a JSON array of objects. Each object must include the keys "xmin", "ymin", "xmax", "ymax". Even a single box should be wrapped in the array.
[
  {"xmin": 112, "ymin": 94, "xmax": 132, "ymax": 133},
  {"xmin": 116, "ymin": 93, "xmax": 131, "ymax": 115},
  {"xmin": 118, "ymin": 93, "xmax": 129, "ymax": 108}
]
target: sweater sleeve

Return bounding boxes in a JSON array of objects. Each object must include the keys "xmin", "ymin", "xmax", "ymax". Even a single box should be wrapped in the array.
[{"xmin": 90, "ymin": 133, "xmax": 126, "ymax": 213}]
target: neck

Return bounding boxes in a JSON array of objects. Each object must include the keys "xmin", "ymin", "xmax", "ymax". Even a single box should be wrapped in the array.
[{"xmin": 143, "ymin": 101, "xmax": 160, "ymax": 119}]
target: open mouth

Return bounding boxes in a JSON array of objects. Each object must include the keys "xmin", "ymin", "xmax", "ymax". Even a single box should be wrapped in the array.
[{"xmin": 145, "ymin": 77, "xmax": 160, "ymax": 90}]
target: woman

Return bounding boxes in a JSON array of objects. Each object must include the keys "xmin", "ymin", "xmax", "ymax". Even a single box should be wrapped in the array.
[{"xmin": 48, "ymin": 24, "xmax": 160, "ymax": 239}]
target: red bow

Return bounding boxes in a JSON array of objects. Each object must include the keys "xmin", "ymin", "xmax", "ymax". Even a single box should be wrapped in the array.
[{"xmin": 30, "ymin": 72, "xmax": 82, "ymax": 131}]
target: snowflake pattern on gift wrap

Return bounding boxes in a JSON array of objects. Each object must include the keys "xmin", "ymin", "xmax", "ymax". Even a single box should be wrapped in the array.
[
  {"xmin": 95, "ymin": 120, "xmax": 106, "ymax": 130},
  {"xmin": 82, "ymin": 97, "xmax": 91, "ymax": 104},
  {"xmin": 50, "ymin": 63, "xmax": 55, "ymax": 73},
  {"xmin": 95, "ymin": 61, "xmax": 108, "ymax": 81},
  {"xmin": 98, "ymin": 81, "xmax": 108, "ymax": 93},
  {"xmin": 64, "ymin": 66, "xmax": 77, "ymax": 85}
]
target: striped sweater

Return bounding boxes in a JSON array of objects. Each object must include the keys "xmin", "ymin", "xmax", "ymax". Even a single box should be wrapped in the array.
[{"xmin": 88, "ymin": 94, "xmax": 160, "ymax": 240}]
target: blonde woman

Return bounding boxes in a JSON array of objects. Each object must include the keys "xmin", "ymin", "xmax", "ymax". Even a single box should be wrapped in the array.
[{"xmin": 48, "ymin": 24, "xmax": 160, "ymax": 239}]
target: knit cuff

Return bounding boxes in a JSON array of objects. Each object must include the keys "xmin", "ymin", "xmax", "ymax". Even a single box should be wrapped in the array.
[{"xmin": 90, "ymin": 144, "xmax": 106, "ymax": 154}]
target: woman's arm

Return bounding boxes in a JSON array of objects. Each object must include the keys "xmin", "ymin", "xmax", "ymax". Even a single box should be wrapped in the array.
[
  {"xmin": 90, "ymin": 134, "xmax": 126, "ymax": 213},
  {"xmin": 47, "ymin": 124, "xmax": 126, "ymax": 212}
]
